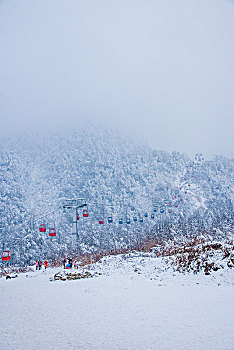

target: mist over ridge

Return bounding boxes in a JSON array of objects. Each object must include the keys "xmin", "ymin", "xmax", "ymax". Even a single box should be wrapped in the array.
[{"xmin": 0, "ymin": 0, "xmax": 234, "ymax": 158}]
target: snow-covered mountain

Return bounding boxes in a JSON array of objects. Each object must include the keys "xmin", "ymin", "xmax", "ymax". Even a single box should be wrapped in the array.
[{"xmin": 0, "ymin": 127, "xmax": 233, "ymax": 264}]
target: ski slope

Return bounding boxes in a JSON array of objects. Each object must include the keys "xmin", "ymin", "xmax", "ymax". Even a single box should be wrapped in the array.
[{"xmin": 1, "ymin": 254, "xmax": 234, "ymax": 350}]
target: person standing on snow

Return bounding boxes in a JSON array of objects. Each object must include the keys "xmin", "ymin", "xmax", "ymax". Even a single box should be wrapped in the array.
[
  {"xmin": 68, "ymin": 257, "xmax": 73, "ymax": 269},
  {"xmin": 38, "ymin": 260, "xmax": 42, "ymax": 270},
  {"xmin": 63, "ymin": 258, "xmax": 66, "ymax": 269},
  {"xmin": 44, "ymin": 260, "xmax": 48, "ymax": 270},
  {"xmin": 35, "ymin": 261, "xmax": 39, "ymax": 270}
]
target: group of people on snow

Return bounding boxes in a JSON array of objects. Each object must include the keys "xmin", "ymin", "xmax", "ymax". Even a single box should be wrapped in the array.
[
  {"xmin": 35, "ymin": 257, "xmax": 78, "ymax": 271},
  {"xmin": 35, "ymin": 259, "xmax": 48, "ymax": 270},
  {"xmin": 63, "ymin": 257, "xmax": 78, "ymax": 269}
]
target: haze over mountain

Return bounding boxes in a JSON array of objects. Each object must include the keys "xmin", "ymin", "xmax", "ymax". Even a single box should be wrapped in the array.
[{"xmin": 0, "ymin": 0, "xmax": 234, "ymax": 158}]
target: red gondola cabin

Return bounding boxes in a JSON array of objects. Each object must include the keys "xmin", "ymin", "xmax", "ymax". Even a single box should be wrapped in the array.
[
  {"xmin": 39, "ymin": 224, "xmax": 46, "ymax": 233},
  {"xmin": 49, "ymin": 228, "xmax": 56, "ymax": 237},
  {"xmin": 83, "ymin": 210, "xmax": 88, "ymax": 218},
  {"xmin": 99, "ymin": 219, "xmax": 104, "ymax": 225},
  {"xmin": 2, "ymin": 251, "xmax": 11, "ymax": 261}
]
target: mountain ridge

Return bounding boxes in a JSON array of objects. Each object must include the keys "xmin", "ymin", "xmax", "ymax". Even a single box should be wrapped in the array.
[{"xmin": 0, "ymin": 127, "xmax": 233, "ymax": 264}]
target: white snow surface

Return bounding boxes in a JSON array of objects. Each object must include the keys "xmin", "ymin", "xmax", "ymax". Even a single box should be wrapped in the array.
[{"xmin": 1, "ymin": 253, "xmax": 234, "ymax": 350}]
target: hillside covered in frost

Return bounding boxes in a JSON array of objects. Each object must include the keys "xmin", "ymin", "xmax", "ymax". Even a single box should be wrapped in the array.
[{"xmin": 0, "ymin": 127, "xmax": 233, "ymax": 264}]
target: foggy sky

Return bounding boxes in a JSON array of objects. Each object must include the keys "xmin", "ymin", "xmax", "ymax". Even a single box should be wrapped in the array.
[{"xmin": 0, "ymin": 0, "xmax": 234, "ymax": 159}]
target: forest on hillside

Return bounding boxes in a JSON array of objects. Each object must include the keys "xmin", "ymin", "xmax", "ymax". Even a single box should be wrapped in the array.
[{"xmin": 0, "ymin": 128, "xmax": 233, "ymax": 265}]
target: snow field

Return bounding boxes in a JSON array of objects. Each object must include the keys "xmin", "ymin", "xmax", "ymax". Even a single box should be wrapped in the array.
[{"xmin": 0, "ymin": 254, "xmax": 234, "ymax": 350}]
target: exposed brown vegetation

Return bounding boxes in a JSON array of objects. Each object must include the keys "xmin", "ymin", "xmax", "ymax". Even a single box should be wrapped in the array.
[
  {"xmin": 156, "ymin": 236, "xmax": 234, "ymax": 274},
  {"xmin": 1, "ymin": 233, "xmax": 233, "ymax": 277}
]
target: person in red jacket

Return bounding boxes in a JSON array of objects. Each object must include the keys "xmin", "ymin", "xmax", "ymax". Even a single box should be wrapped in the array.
[{"xmin": 44, "ymin": 260, "xmax": 48, "ymax": 270}]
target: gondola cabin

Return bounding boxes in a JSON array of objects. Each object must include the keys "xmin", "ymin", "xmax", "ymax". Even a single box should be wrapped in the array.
[
  {"xmin": 160, "ymin": 209, "xmax": 164, "ymax": 213},
  {"xmin": 2, "ymin": 250, "xmax": 11, "ymax": 261},
  {"xmin": 119, "ymin": 219, "xmax": 123, "ymax": 224},
  {"xmin": 99, "ymin": 219, "xmax": 104, "ymax": 225},
  {"xmin": 133, "ymin": 217, "xmax": 137, "ymax": 222},
  {"xmin": 39, "ymin": 224, "xmax": 46, "ymax": 233},
  {"xmin": 139, "ymin": 218, "xmax": 143, "ymax": 223},
  {"xmin": 77, "ymin": 215, "xmax": 80, "ymax": 221},
  {"xmin": 49, "ymin": 228, "xmax": 56, "ymax": 237},
  {"xmin": 153, "ymin": 208, "xmax": 157, "ymax": 212},
  {"xmin": 151, "ymin": 214, "xmax": 155, "ymax": 219},
  {"xmin": 126, "ymin": 218, "xmax": 130, "ymax": 224},
  {"xmin": 83, "ymin": 210, "xmax": 88, "ymax": 218},
  {"xmin": 144, "ymin": 213, "xmax": 148, "ymax": 218},
  {"xmin": 169, "ymin": 210, "xmax": 172, "ymax": 213},
  {"xmin": 108, "ymin": 217, "xmax": 113, "ymax": 223}
]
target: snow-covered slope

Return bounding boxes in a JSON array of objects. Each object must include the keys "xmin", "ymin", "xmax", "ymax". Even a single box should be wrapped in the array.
[
  {"xmin": 1, "ymin": 245, "xmax": 234, "ymax": 350},
  {"xmin": 0, "ymin": 127, "xmax": 233, "ymax": 264}
]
